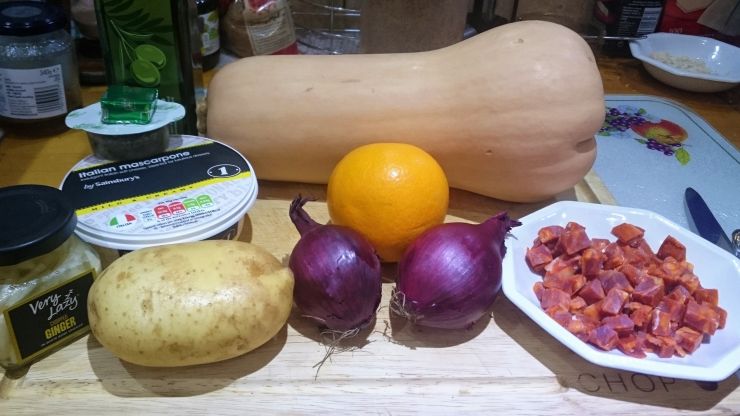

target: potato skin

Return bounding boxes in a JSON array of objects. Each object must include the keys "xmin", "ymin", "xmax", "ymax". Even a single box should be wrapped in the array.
[{"xmin": 87, "ymin": 240, "xmax": 294, "ymax": 367}]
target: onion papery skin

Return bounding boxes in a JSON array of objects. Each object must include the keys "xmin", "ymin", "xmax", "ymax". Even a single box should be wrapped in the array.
[
  {"xmin": 289, "ymin": 196, "xmax": 382, "ymax": 332},
  {"xmin": 395, "ymin": 212, "xmax": 519, "ymax": 329}
]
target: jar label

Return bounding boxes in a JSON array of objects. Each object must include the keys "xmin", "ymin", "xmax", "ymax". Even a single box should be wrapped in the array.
[
  {"xmin": 0, "ymin": 65, "xmax": 67, "ymax": 119},
  {"xmin": 245, "ymin": 0, "xmax": 297, "ymax": 55},
  {"xmin": 199, "ymin": 10, "xmax": 220, "ymax": 56},
  {"xmin": 3, "ymin": 269, "xmax": 96, "ymax": 365}
]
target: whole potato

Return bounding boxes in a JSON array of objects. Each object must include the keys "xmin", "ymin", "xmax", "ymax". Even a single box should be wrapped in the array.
[{"xmin": 87, "ymin": 240, "xmax": 294, "ymax": 367}]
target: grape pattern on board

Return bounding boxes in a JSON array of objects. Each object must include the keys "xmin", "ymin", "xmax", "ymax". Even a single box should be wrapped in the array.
[{"xmin": 598, "ymin": 106, "xmax": 691, "ymax": 165}]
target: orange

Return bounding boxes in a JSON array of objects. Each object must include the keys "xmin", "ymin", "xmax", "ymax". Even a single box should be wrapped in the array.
[{"xmin": 327, "ymin": 143, "xmax": 449, "ymax": 262}]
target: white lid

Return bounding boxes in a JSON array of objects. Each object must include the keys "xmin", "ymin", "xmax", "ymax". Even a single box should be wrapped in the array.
[{"xmin": 60, "ymin": 135, "xmax": 258, "ymax": 251}]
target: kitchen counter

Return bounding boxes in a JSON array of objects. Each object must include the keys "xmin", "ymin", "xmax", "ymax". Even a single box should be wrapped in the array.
[{"xmin": 0, "ymin": 56, "xmax": 739, "ymax": 415}]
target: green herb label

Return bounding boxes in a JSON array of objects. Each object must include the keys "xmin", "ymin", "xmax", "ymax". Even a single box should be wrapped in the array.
[
  {"xmin": 4, "ymin": 270, "xmax": 95, "ymax": 363},
  {"xmin": 199, "ymin": 10, "xmax": 220, "ymax": 55}
]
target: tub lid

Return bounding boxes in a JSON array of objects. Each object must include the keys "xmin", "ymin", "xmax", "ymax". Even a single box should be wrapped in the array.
[
  {"xmin": 59, "ymin": 135, "xmax": 258, "ymax": 251},
  {"xmin": 65, "ymin": 100, "xmax": 185, "ymax": 135}
]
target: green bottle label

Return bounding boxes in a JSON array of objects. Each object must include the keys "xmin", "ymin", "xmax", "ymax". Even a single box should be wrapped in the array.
[
  {"xmin": 96, "ymin": 0, "xmax": 197, "ymax": 134},
  {"xmin": 199, "ymin": 10, "xmax": 220, "ymax": 56}
]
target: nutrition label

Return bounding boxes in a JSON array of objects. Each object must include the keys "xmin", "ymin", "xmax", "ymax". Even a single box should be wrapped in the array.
[{"xmin": 0, "ymin": 65, "xmax": 67, "ymax": 119}]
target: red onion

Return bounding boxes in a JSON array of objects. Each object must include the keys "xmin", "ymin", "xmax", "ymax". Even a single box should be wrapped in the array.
[
  {"xmin": 289, "ymin": 195, "xmax": 382, "ymax": 332},
  {"xmin": 392, "ymin": 212, "xmax": 520, "ymax": 329}
]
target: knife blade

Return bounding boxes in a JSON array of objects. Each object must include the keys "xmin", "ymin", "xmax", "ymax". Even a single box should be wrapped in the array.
[{"xmin": 685, "ymin": 187, "xmax": 735, "ymax": 255}]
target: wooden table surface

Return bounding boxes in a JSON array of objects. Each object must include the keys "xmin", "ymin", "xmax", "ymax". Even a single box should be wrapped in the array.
[{"xmin": 0, "ymin": 55, "xmax": 739, "ymax": 415}]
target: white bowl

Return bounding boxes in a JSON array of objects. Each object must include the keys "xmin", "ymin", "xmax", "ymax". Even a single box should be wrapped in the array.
[
  {"xmin": 629, "ymin": 32, "xmax": 740, "ymax": 93},
  {"xmin": 502, "ymin": 201, "xmax": 740, "ymax": 382}
]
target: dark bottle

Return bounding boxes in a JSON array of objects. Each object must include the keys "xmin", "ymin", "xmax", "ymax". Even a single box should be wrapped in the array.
[
  {"xmin": 196, "ymin": 0, "xmax": 221, "ymax": 71},
  {"xmin": 594, "ymin": 0, "xmax": 665, "ymax": 56}
]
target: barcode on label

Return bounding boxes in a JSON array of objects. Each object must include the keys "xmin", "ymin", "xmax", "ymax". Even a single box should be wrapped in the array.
[
  {"xmin": 34, "ymin": 85, "xmax": 63, "ymax": 114},
  {"xmin": 637, "ymin": 7, "xmax": 662, "ymax": 35}
]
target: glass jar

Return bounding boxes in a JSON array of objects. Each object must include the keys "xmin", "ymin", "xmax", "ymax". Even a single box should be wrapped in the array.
[
  {"xmin": 0, "ymin": 185, "xmax": 101, "ymax": 371},
  {"xmin": 359, "ymin": 0, "xmax": 468, "ymax": 53},
  {"xmin": 0, "ymin": 1, "xmax": 82, "ymax": 137}
]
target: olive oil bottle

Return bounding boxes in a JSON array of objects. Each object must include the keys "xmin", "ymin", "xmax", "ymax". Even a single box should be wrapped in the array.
[{"xmin": 94, "ymin": 0, "xmax": 200, "ymax": 134}]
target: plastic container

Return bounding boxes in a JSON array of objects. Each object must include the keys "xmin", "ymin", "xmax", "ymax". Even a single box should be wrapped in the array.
[
  {"xmin": 65, "ymin": 99, "xmax": 185, "ymax": 161},
  {"xmin": 0, "ymin": 185, "xmax": 102, "ymax": 371},
  {"xmin": 59, "ymin": 135, "xmax": 258, "ymax": 266},
  {"xmin": 0, "ymin": 1, "xmax": 82, "ymax": 136}
]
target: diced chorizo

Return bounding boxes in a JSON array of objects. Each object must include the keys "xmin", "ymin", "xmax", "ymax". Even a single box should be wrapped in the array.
[
  {"xmin": 580, "ymin": 248, "xmax": 603, "ymax": 279},
  {"xmin": 582, "ymin": 301, "xmax": 603, "ymax": 322},
  {"xmin": 602, "ymin": 314, "xmax": 635, "ymax": 335},
  {"xmin": 627, "ymin": 303, "xmax": 653, "ymax": 330},
  {"xmin": 604, "ymin": 242, "xmax": 626, "ymax": 269},
  {"xmin": 656, "ymin": 298, "xmax": 685, "ymax": 322},
  {"xmin": 618, "ymin": 263, "xmax": 650, "ymax": 286},
  {"xmin": 570, "ymin": 296, "xmax": 587, "ymax": 312},
  {"xmin": 683, "ymin": 300, "xmax": 719, "ymax": 335},
  {"xmin": 674, "ymin": 326, "xmax": 703, "ymax": 354},
  {"xmin": 531, "ymin": 222, "xmax": 726, "ymax": 360},
  {"xmin": 706, "ymin": 304, "xmax": 727, "ymax": 329},
  {"xmin": 540, "ymin": 288, "xmax": 571, "ymax": 311},
  {"xmin": 543, "ymin": 270, "xmax": 570, "ymax": 291},
  {"xmin": 538, "ymin": 225, "xmax": 564, "ymax": 245},
  {"xmin": 533, "ymin": 281, "xmax": 545, "ymax": 301},
  {"xmin": 650, "ymin": 309, "xmax": 673, "ymax": 337},
  {"xmin": 560, "ymin": 226, "xmax": 592, "ymax": 256},
  {"xmin": 526, "ymin": 244, "xmax": 553, "ymax": 271},
  {"xmin": 549, "ymin": 308, "xmax": 572, "ymax": 327},
  {"xmin": 591, "ymin": 238, "xmax": 611, "ymax": 252},
  {"xmin": 657, "ymin": 235, "xmax": 686, "ymax": 261},
  {"xmin": 666, "ymin": 285, "xmax": 691, "ymax": 305},
  {"xmin": 567, "ymin": 274, "xmax": 587, "ymax": 295},
  {"xmin": 544, "ymin": 255, "xmax": 578, "ymax": 276},
  {"xmin": 693, "ymin": 288, "xmax": 719, "ymax": 306},
  {"xmin": 545, "ymin": 304, "xmax": 570, "ymax": 319},
  {"xmin": 544, "ymin": 272, "xmax": 585, "ymax": 296},
  {"xmin": 660, "ymin": 257, "xmax": 688, "ymax": 287},
  {"xmin": 622, "ymin": 243, "xmax": 652, "ymax": 268},
  {"xmin": 678, "ymin": 272, "xmax": 700, "ymax": 294},
  {"xmin": 617, "ymin": 333, "xmax": 647, "ymax": 358},
  {"xmin": 634, "ymin": 331, "xmax": 652, "ymax": 354},
  {"xmin": 589, "ymin": 325, "xmax": 619, "ymax": 351},
  {"xmin": 649, "ymin": 334, "xmax": 677, "ymax": 358},
  {"xmin": 565, "ymin": 221, "xmax": 586, "ymax": 231},
  {"xmin": 635, "ymin": 238, "xmax": 657, "ymax": 259},
  {"xmin": 566, "ymin": 313, "xmax": 597, "ymax": 341},
  {"xmin": 598, "ymin": 270, "xmax": 633, "ymax": 294},
  {"xmin": 611, "ymin": 223, "xmax": 645, "ymax": 245},
  {"xmin": 601, "ymin": 288, "xmax": 629, "ymax": 316},
  {"xmin": 632, "ymin": 277, "xmax": 665, "ymax": 307},
  {"xmin": 578, "ymin": 279, "xmax": 605, "ymax": 305}
]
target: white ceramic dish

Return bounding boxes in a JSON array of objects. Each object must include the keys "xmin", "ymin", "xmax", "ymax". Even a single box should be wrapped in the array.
[
  {"xmin": 502, "ymin": 201, "xmax": 740, "ymax": 382},
  {"xmin": 629, "ymin": 32, "xmax": 740, "ymax": 93}
]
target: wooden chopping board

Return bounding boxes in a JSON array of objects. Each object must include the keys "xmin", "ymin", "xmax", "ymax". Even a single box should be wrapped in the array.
[{"xmin": 2, "ymin": 182, "xmax": 740, "ymax": 415}]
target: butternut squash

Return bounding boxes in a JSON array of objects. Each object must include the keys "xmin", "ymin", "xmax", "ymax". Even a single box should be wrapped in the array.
[{"xmin": 207, "ymin": 20, "xmax": 604, "ymax": 203}]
